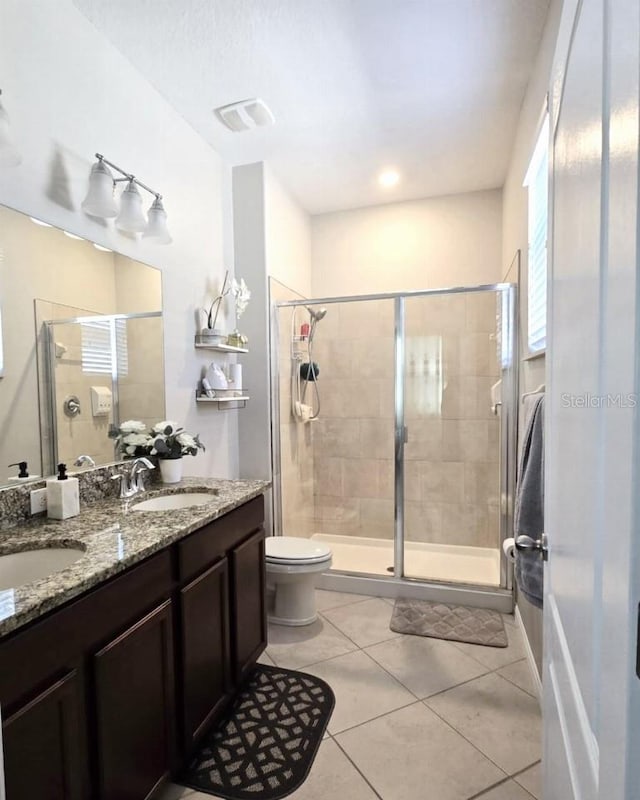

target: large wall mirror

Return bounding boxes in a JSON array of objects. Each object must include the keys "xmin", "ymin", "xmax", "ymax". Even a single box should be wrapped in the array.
[{"xmin": 0, "ymin": 204, "xmax": 165, "ymax": 487}]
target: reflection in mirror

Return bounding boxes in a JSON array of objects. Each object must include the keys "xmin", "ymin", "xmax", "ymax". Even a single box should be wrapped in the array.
[{"xmin": 0, "ymin": 204, "xmax": 165, "ymax": 487}]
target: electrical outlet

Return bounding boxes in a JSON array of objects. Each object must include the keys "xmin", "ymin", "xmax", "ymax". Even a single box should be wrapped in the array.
[{"xmin": 30, "ymin": 488, "xmax": 47, "ymax": 515}]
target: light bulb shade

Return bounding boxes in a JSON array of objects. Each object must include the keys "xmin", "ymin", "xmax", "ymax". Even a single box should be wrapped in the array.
[
  {"xmin": 143, "ymin": 197, "xmax": 172, "ymax": 244},
  {"xmin": 0, "ymin": 100, "xmax": 22, "ymax": 168},
  {"xmin": 82, "ymin": 160, "xmax": 118, "ymax": 217},
  {"xmin": 116, "ymin": 181, "xmax": 147, "ymax": 233}
]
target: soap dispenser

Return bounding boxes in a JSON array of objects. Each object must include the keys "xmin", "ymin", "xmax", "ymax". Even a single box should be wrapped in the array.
[
  {"xmin": 47, "ymin": 463, "xmax": 80, "ymax": 520},
  {"xmin": 8, "ymin": 461, "xmax": 39, "ymax": 482}
]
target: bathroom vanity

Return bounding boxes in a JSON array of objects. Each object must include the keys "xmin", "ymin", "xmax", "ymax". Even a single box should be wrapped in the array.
[{"xmin": 0, "ymin": 479, "xmax": 268, "ymax": 800}]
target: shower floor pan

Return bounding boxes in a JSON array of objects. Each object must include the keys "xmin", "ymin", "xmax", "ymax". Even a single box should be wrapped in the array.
[{"xmin": 310, "ymin": 533, "xmax": 501, "ymax": 587}]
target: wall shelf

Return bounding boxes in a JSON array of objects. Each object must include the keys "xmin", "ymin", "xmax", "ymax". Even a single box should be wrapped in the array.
[
  {"xmin": 195, "ymin": 391, "xmax": 249, "ymax": 410},
  {"xmin": 194, "ymin": 338, "xmax": 248, "ymax": 354}
]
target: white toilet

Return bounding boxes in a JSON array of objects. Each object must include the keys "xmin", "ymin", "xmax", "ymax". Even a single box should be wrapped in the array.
[{"xmin": 265, "ymin": 537, "xmax": 333, "ymax": 626}]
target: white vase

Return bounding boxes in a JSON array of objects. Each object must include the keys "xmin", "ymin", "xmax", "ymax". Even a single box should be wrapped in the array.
[{"xmin": 159, "ymin": 458, "xmax": 183, "ymax": 484}]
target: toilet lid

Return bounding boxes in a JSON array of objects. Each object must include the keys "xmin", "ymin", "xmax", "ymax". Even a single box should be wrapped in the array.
[{"xmin": 265, "ymin": 537, "xmax": 332, "ymax": 564}]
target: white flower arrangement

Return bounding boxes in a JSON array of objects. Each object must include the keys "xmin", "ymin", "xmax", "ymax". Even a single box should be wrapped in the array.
[
  {"xmin": 108, "ymin": 420, "xmax": 154, "ymax": 457},
  {"xmin": 231, "ymin": 277, "xmax": 251, "ymax": 319},
  {"xmin": 203, "ymin": 271, "xmax": 250, "ymax": 330},
  {"xmin": 109, "ymin": 420, "xmax": 205, "ymax": 460},
  {"xmin": 150, "ymin": 421, "xmax": 205, "ymax": 460}
]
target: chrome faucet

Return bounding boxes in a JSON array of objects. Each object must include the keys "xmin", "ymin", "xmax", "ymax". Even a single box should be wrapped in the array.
[
  {"xmin": 74, "ymin": 455, "xmax": 96, "ymax": 468},
  {"xmin": 111, "ymin": 458, "xmax": 156, "ymax": 499}
]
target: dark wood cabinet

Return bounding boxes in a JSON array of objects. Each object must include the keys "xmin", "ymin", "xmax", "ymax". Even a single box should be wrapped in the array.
[
  {"xmin": 179, "ymin": 558, "xmax": 231, "ymax": 751},
  {"xmin": 0, "ymin": 493, "xmax": 265, "ymax": 800},
  {"xmin": 3, "ymin": 670, "xmax": 86, "ymax": 800},
  {"xmin": 231, "ymin": 529, "xmax": 267, "ymax": 682},
  {"xmin": 93, "ymin": 600, "xmax": 175, "ymax": 800}
]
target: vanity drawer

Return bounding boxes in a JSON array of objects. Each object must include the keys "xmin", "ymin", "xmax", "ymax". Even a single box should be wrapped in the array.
[{"xmin": 178, "ymin": 496, "xmax": 264, "ymax": 583}]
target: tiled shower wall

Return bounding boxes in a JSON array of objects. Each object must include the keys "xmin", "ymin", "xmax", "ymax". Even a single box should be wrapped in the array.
[{"xmin": 309, "ymin": 292, "xmax": 501, "ymax": 549}]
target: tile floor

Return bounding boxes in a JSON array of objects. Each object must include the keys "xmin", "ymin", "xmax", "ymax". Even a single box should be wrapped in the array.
[{"xmin": 160, "ymin": 589, "xmax": 542, "ymax": 800}]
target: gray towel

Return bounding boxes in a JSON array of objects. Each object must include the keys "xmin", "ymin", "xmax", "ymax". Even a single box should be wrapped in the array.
[{"xmin": 514, "ymin": 394, "xmax": 545, "ymax": 608}]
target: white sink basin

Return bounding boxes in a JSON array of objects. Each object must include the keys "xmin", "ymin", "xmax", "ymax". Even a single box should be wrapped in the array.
[
  {"xmin": 0, "ymin": 547, "xmax": 85, "ymax": 590},
  {"xmin": 132, "ymin": 492, "xmax": 218, "ymax": 512}
]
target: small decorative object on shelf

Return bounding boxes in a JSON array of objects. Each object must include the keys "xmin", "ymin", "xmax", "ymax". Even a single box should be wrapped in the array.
[
  {"xmin": 199, "ymin": 271, "xmax": 251, "ymax": 347},
  {"xmin": 227, "ymin": 276, "xmax": 251, "ymax": 347},
  {"xmin": 199, "ymin": 329, "xmax": 226, "ymax": 345},
  {"xmin": 200, "ymin": 269, "xmax": 231, "ymax": 341},
  {"xmin": 226, "ymin": 330, "xmax": 248, "ymax": 348}
]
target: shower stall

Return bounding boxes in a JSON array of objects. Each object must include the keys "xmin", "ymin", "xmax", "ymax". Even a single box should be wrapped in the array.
[{"xmin": 270, "ymin": 283, "xmax": 518, "ymax": 610}]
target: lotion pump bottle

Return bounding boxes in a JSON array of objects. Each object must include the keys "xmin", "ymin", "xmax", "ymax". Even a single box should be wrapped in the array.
[{"xmin": 47, "ymin": 463, "xmax": 80, "ymax": 520}]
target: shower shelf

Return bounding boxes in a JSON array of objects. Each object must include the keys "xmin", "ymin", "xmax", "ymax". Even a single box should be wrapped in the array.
[{"xmin": 194, "ymin": 337, "xmax": 248, "ymax": 354}]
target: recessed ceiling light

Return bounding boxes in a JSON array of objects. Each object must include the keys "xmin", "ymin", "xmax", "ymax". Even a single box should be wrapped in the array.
[
  {"xmin": 29, "ymin": 216, "xmax": 53, "ymax": 227},
  {"xmin": 93, "ymin": 243, "xmax": 112, "ymax": 252},
  {"xmin": 63, "ymin": 230, "xmax": 84, "ymax": 240},
  {"xmin": 378, "ymin": 169, "xmax": 400, "ymax": 188}
]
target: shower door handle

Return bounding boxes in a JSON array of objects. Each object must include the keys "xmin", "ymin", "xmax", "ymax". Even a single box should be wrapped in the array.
[{"xmin": 515, "ymin": 533, "xmax": 548, "ymax": 561}]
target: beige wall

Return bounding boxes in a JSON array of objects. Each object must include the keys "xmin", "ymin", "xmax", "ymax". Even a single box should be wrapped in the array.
[
  {"xmin": 311, "ymin": 189, "xmax": 503, "ymax": 297},
  {"xmin": 48, "ymin": 305, "xmax": 115, "ymax": 469},
  {"xmin": 118, "ymin": 316, "xmax": 165, "ymax": 434},
  {"xmin": 265, "ymin": 166, "xmax": 312, "ymax": 298},
  {"xmin": 501, "ymin": 0, "xmax": 562, "ymax": 674}
]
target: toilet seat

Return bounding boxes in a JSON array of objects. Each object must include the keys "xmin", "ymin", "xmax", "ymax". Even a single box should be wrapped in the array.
[{"xmin": 266, "ymin": 536, "xmax": 332, "ymax": 565}]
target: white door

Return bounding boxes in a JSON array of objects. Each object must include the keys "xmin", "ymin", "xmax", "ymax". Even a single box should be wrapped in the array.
[{"xmin": 544, "ymin": 1, "xmax": 640, "ymax": 798}]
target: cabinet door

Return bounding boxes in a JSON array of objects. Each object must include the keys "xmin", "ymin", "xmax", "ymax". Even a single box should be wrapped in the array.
[
  {"xmin": 230, "ymin": 529, "xmax": 266, "ymax": 682},
  {"xmin": 180, "ymin": 558, "xmax": 231, "ymax": 752},
  {"xmin": 3, "ymin": 670, "xmax": 86, "ymax": 800},
  {"xmin": 93, "ymin": 600, "xmax": 175, "ymax": 800}
]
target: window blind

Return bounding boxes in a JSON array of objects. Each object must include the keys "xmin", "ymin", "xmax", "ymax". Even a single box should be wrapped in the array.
[
  {"xmin": 525, "ymin": 115, "xmax": 549, "ymax": 353},
  {"xmin": 81, "ymin": 318, "xmax": 128, "ymax": 376}
]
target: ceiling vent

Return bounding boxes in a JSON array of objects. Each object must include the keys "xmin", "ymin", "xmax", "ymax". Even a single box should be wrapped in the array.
[{"xmin": 214, "ymin": 98, "xmax": 275, "ymax": 132}]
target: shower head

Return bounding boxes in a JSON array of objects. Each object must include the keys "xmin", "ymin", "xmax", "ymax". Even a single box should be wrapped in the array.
[{"xmin": 306, "ymin": 305, "xmax": 327, "ymax": 323}]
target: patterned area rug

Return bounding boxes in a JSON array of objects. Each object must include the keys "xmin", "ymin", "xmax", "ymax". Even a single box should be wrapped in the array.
[
  {"xmin": 180, "ymin": 664, "xmax": 335, "ymax": 800},
  {"xmin": 390, "ymin": 598, "xmax": 508, "ymax": 647}
]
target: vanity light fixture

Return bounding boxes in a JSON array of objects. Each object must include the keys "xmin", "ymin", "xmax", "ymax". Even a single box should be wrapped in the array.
[
  {"xmin": 63, "ymin": 230, "xmax": 84, "ymax": 240},
  {"xmin": 81, "ymin": 154, "xmax": 172, "ymax": 244},
  {"xmin": 29, "ymin": 217, "xmax": 53, "ymax": 228},
  {"xmin": 0, "ymin": 89, "xmax": 21, "ymax": 168},
  {"xmin": 93, "ymin": 243, "xmax": 113, "ymax": 253}
]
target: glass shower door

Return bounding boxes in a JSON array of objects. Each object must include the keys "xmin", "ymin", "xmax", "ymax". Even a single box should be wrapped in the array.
[
  {"xmin": 275, "ymin": 296, "xmax": 397, "ymax": 575},
  {"xmin": 400, "ymin": 289, "xmax": 506, "ymax": 586}
]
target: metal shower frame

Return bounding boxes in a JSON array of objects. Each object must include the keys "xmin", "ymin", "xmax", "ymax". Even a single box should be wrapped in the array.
[{"xmin": 272, "ymin": 282, "xmax": 519, "ymax": 603}]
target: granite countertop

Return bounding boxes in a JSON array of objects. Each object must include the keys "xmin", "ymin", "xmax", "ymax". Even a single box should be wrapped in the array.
[{"xmin": 0, "ymin": 477, "xmax": 270, "ymax": 638}]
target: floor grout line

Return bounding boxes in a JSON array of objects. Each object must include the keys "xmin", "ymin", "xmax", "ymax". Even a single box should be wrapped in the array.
[
  {"xmin": 331, "ymin": 696, "xmax": 425, "ymax": 737},
  {"xmin": 494, "ymin": 662, "xmax": 539, "ymax": 700},
  {"xmin": 330, "ymin": 735, "xmax": 386, "ymax": 800},
  {"xmin": 466, "ymin": 775, "xmax": 513, "ymax": 799},
  {"xmin": 423, "ymin": 700, "xmax": 514, "ymax": 781}
]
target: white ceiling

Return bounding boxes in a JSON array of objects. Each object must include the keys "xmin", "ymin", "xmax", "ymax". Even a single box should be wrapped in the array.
[{"xmin": 73, "ymin": 0, "xmax": 551, "ymax": 215}]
